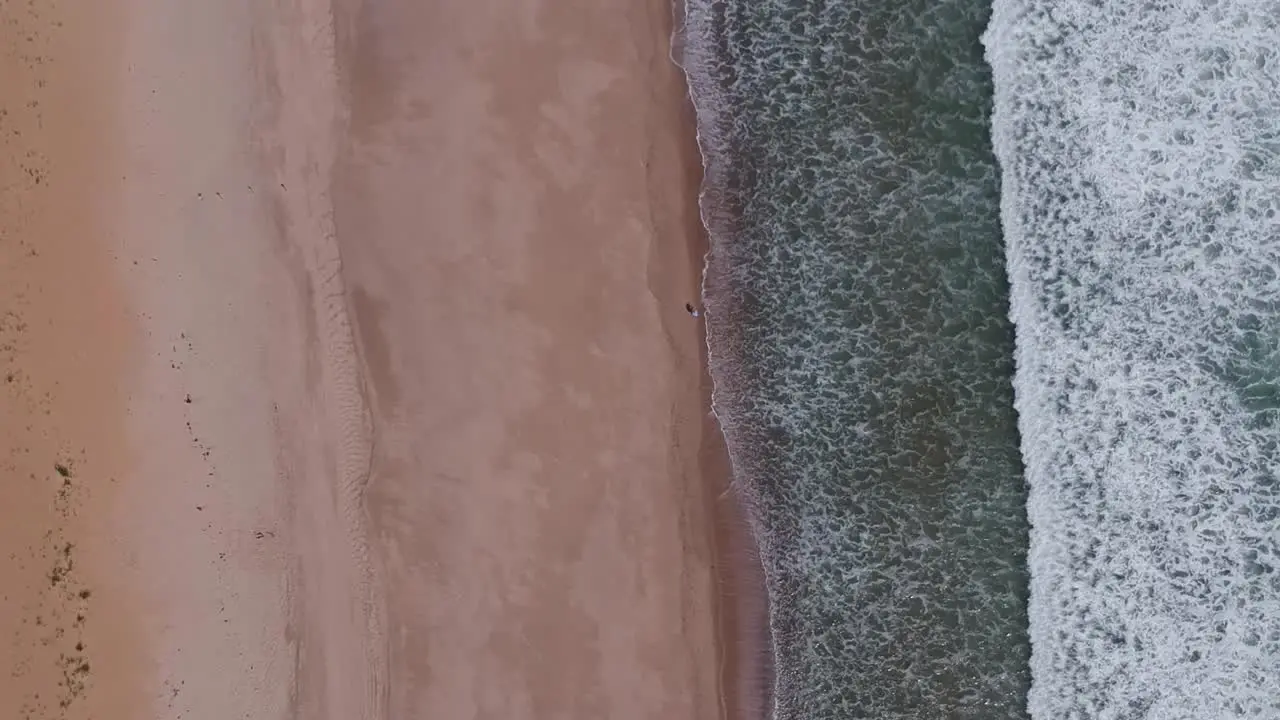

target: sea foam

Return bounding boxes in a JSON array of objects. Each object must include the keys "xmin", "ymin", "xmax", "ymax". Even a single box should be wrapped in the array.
[{"xmin": 986, "ymin": 1, "xmax": 1280, "ymax": 716}]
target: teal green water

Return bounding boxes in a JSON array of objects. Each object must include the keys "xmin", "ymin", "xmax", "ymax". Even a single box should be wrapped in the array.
[{"xmin": 677, "ymin": 0, "xmax": 1031, "ymax": 717}]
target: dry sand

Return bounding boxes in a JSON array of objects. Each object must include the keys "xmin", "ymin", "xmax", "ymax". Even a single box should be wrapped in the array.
[
  {"xmin": 1, "ymin": 0, "xmax": 759, "ymax": 718},
  {"xmin": 0, "ymin": 3, "xmax": 143, "ymax": 718}
]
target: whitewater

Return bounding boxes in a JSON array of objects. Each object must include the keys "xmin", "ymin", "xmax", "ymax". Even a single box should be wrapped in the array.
[{"xmin": 986, "ymin": 0, "xmax": 1280, "ymax": 717}]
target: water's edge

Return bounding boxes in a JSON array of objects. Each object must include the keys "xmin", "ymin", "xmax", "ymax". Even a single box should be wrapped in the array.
[
  {"xmin": 671, "ymin": 1, "xmax": 1031, "ymax": 718},
  {"xmin": 668, "ymin": 2, "xmax": 783, "ymax": 718}
]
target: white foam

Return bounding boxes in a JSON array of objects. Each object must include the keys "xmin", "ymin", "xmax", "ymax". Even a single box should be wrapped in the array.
[{"xmin": 986, "ymin": 0, "xmax": 1280, "ymax": 716}]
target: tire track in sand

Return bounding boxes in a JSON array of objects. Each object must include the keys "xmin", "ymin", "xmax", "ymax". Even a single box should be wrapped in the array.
[{"xmin": 251, "ymin": 1, "xmax": 388, "ymax": 718}]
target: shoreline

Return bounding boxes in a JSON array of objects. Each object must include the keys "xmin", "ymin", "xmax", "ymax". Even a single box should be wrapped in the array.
[
  {"xmin": 688, "ymin": 141, "xmax": 774, "ymax": 720},
  {"xmin": 672, "ymin": 67, "xmax": 774, "ymax": 720},
  {"xmin": 670, "ymin": 1, "xmax": 775, "ymax": 716}
]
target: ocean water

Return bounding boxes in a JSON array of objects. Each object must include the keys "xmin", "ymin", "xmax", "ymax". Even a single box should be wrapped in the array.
[
  {"xmin": 676, "ymin": 1, "xmax": 1032, "ymax": 717},
  {"xmin": 986, "ymin": 1, "xmax": 1280, "ymax": 717}
]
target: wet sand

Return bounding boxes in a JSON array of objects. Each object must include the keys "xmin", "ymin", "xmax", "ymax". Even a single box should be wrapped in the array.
[
  {"xmin": 333, "ymin": 0, "xmax": 741, "ymax": 715},
  {"xmin": 2, "ymin": 0, "xmax": 760, "ymax": 718}
]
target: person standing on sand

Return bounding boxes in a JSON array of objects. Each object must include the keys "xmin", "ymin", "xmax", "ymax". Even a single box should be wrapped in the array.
[{"xmin": 685, "ymin": 303, "xmax": 702, "ymax": 318}]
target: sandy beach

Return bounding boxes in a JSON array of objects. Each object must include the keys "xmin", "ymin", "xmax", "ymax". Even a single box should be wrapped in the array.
[
  {"xmin": 0, "ymin": 3, "xmax": 143, "ymax": 718},
  {"xmin": 2, "ymin": 0, "xmax": 759, "ymax": 719},
  {"xmin": 332, "ymin": 0, "xmax": 746, "ymax": 715}
]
